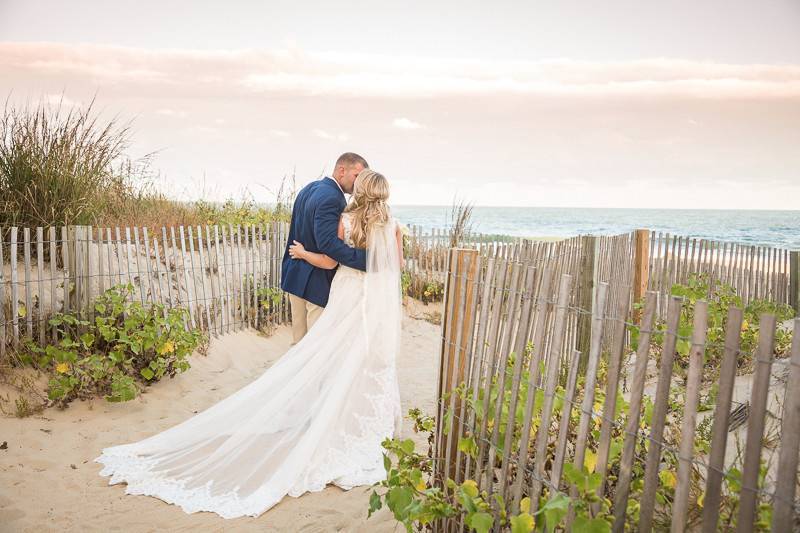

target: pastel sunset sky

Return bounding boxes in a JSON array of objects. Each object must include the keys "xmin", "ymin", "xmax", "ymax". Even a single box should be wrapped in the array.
[{"xmin": 1, "ymin": 0, "xmax": 799, "ymax": 208}]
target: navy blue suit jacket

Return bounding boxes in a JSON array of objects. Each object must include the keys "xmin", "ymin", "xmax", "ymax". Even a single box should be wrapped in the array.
[{"xmin": 281, "ymin": 177, "xmax": 367, "ymax": 307}]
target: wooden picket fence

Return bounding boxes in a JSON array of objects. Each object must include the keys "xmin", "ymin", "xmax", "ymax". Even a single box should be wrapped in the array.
[
  {"xmin": 435, "ymin": 247, "xmax": 800, "ymax": 532},
  {"xmin": 406, "ymin": 227, "xmax": 800, "ymax": 320},
  {"xmin": 644, "ymin": 231, "xmax": 797, "ymax": 318},
  {"xmin": 0, "ymin": 223, "xmax": 291, "ymax": 357}
]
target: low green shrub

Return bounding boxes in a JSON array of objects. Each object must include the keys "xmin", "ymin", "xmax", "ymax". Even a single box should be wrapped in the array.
[
  {"xmin": 22, "ymin": 284, "xmax": 204, "ymax": 406},
  {"xmin": 630, "ymin": 273, "xmax": 794, "ymax": 381}
]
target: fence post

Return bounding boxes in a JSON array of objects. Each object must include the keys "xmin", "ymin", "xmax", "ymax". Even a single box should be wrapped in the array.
[
  {"xmin": 436, "ymin": 248, "xmax": 480, "ymax": 483},
  {"xmin": 633, "ymin": 229, "xmax": 650, "ymax": 316},
  {"xmin": 790, "ymin": 250, "xmax": 799, "ymax": 316},
  {"xmin": 66, "ymin": 226, "xmax": 78, "ymax": 315},
  {"xmin": 577, "ymin": 235, "xmax": 597, "ymax": 361}
]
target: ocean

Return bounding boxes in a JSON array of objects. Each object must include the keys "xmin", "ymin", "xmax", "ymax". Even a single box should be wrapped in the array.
[{"xmin": 392, "ymin": 206, "xmax": 800, "ymax": 249}]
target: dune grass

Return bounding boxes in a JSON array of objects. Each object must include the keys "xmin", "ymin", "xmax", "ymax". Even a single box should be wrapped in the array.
[{"xmin": 0, "ymin": 97, "xmax": 291, "ymax": 231}]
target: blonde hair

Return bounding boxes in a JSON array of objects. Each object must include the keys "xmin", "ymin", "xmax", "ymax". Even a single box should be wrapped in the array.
[{"xmin": 343, "ymin": 169, "xmax": 390, "ymax": 248}]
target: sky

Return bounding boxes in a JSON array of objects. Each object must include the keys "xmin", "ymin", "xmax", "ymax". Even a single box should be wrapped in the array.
[{"xmin": 1, "ymin": 0, "xmax": 799, "ymax": 209}]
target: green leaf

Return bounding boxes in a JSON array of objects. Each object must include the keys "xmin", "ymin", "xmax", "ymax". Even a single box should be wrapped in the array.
[
  {"xmin": 467, "ymin": 511, "xmax": 493, "ymax": 533},
  {"xmin": 80, "ymin": 332, "xmax": 96, "ymax": 349},
  {"xmin": 460, "ymin": 479, "xmax": 479, "ymax": 498},
  {"xmin": 510, "ymin": 512, "xmax": 535, "ymax": 533},
  {"xmin": 386, "ymin": 486, "xmax": 413, "ymax": 521},
  {"xmin": 140, "ymin": 367, "xmax": 154, "ymax": 380},
  {"xmin": 382, "ymin": 452, "xmax": 391, "ymax": 473},
  {"xmin": 399, "ymin": 438, "xmax": 415, "ymax": 455},
  {"xmin": 573, "ymin": 515, "xmax": 611, "ymax": 533},
  {"xmin": 535, "ymin": 492, "xmax": 570, "ymax": 533},
  {"xmin": 458, "ymin": 436, "xmax": 478, "ymax": 457},
  {"xmin": 368, "ymin": 490, "xmax": 382, "ymax": 518}
]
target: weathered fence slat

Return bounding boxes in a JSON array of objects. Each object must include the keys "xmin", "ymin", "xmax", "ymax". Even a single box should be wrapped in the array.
[
  {"xmin": 220, "ymin": 225, "xmax": 232, "ymax": 333},
  {"xmin": 736, "ymin": 314, "xmax": 776, "ymax": 532},
  {"xmin": 700, "ymin": 307, "xmax": 744, "ymax": 532},
  {"xmin": 447, "ymin": 250, "xmax": 479, "ymax": 486},
  {"xmin": 23, "ymin": 227, "xmax": 33, "ymax": 339},
  {"xmin": 594, "ymin": 291, "xmax": 630, "ymax": 503},
  {"xmin": 203, "ymin": 225, "xmax": 218, "ymax": 335},
  {"xmin": 510, "ymin": 266, "xmax": 552, "ymax": 511},
  {"xmin": 529, "ymin": 274, "xmax": 571, "ymax": 512},
  {"xmin": 497, "ymin": 265, "xmax": 537, "ymax": 502},
  {"xmin": 162, "ymin": 227, "xmax": 175, "ymax": 310},
  {"xmin": 49, "ymin": 227, "xmax": 58, "ymax": 341},
  {"xmin": 612, "ymin": 291, "xmax": 658, "ymax": 532},
  {"xmin": 475, "ymin": 258, "xmax": 510, "ymax": 491},
  {"xmin": 485, "ymin": 261, "xmax": 523, "ymax": 497},
  {"xmin": 462, "ymin": 257, "xmax": 496, "ymax": 484},
  {"xmin": 0, "ymin": 233, "xmax": 6, "ymax": 358},
  {"xmin": 151, "ymin": 237, "xmax": 164, "ymax": 310},
  {"xmin": 132, "ymin": 227, "xmax": 145, "ymax": 305},
  {"xmin": 639, "ymin": 295, "xmax": 682, "ymax": 532},
  {"xmin": 435, "ymin": 248, "xmax": 462, "ymax": 490},
  {"xmin": 36, "ymin": 227, "xmax": 45, "ymax": 345},
  {"xmin": 550, "ymin": 347, "xmax": 581, "ymax": 489},
  {"xmin": 772, "ymin": 318, "xmax": 800, "ymax": 530},
  {"xmin": 195, "ymin": 226, "xmax": 213, "ymax": 334},
  {"xmin": 61, "ymin": 227, "xmax": 70, "ymax": 315},
  {"xmin": 670, "ymin": 300, "xmax": 709, "ymax": 533},
  {"xmin": 10, "ymin": 227, "xmax": 19, "ymax": 348}
]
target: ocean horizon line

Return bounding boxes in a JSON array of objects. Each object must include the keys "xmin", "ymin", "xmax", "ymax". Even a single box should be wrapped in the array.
[{"xmin": 392, "ymin": 205, "xmax": 800, "ymax": 213}]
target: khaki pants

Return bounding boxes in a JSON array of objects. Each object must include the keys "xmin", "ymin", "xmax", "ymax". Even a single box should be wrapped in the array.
[{"xmin": 289, "ymin": 294, "xmax": 323, "ymax": 345}]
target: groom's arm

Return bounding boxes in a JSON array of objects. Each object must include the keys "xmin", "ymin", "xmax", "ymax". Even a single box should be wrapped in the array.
[{"xmin": 313, "ymin": 197, "xmax": 367, "ymax": 271}]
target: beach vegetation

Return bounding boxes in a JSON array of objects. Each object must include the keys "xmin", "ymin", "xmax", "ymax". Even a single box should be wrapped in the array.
[
  {"xmin": 16, "ymin": 284, "xmax": 204, "ymax": 407},
  {"xmin": 0, "ymin": 97, "xmax": 291, "ymax": 231},
  {"xmin": 629, "ymin": 273, "xmax": 794, "ymax": 382},
  {"xmin": 373, "ymin": 332, "xmax": 779, "ymax": 532}
]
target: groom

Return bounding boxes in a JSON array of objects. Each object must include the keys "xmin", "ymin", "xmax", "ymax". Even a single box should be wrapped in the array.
[{"xmin": 281, "ymin": 152, "xmax": 369, "ymax": 344}]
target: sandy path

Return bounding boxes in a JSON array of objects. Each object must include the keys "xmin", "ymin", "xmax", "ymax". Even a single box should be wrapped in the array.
[{"xmin": 0, "ymin": 311, "xmax": 440, "ymax": 533}]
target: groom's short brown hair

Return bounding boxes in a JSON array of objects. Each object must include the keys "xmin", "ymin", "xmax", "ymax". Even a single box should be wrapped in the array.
[{"xmin": 335, "ymin": 152, "xmax": 369, "ymax": 169}]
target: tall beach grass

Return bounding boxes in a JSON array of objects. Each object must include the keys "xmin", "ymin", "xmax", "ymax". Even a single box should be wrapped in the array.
[{"xmin": 0, "ymin": 97, "xmax": 291, "ymax": 231}]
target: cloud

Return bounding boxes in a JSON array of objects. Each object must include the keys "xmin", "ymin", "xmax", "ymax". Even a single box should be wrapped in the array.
[
  {"xmin": 268, "ymin": 129, "xmax": 291, "ymax": 138},
  {"xmin": 393, "ymin": 117, "xmax": 424, "ymax": 130},
  {"xmin": 1, "ymin": 42, "xmax": 799, "ymax": 101},
  {"xmin": 156, "ymin": 108, "xmax": 187, "ymax": 118},
  {"xmin": 312, "ymin": 128, "xmax": 348, "ymax": 141}
]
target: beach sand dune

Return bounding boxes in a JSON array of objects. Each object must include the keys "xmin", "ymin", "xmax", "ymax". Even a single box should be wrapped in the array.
[{"xmin": 0, "ymin": 311, "xmax": 440, "ymax": 532}]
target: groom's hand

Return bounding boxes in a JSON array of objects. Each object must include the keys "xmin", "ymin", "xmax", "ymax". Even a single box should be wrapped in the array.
[{"xmin": 313, "ymin": 197, "xmax": 367, "ymax": 271}]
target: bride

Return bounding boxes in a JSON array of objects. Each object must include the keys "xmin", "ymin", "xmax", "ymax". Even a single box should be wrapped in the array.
[{"xmin": 95, "ymin": 169, "xmax": 404, "ymax": 519}]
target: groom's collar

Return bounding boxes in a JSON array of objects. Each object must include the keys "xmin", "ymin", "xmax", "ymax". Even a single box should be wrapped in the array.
[{"xmin": 325, "ymin": 176, "xmax": 345, "ymax": 197}]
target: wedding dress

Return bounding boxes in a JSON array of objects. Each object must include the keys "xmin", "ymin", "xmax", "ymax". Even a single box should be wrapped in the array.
[{"xmin": 94, "ymin": 214, "xmax": 403, "ymax": 519}]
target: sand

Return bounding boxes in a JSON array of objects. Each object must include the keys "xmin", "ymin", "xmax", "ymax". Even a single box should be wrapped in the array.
[{"xmin": 0, "ymin": 308, "xmax": 442, "ymax": 533}]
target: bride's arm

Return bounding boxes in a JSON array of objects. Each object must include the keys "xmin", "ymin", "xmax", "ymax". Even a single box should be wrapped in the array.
[
  {"xmin": 395, "ymin": 223, "xmax": 404, "ymax": 269},
  {"xmin": 287, "ymin": 220, "xmax": 344, "ymax": 270}
]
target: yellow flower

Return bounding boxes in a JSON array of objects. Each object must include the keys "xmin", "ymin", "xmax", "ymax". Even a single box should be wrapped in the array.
[
  {"xmin": 157, "ymin": 340, "xmax": 176, "ymax": 355},
  {"xmin": 56, "ymin": 362, "xmax": 69, "ymax": 374}
]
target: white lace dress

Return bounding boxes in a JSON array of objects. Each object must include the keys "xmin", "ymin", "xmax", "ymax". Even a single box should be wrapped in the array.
[{"xmin": 94, "ymin": 213, "xmax": 403, "ymax": 519}]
